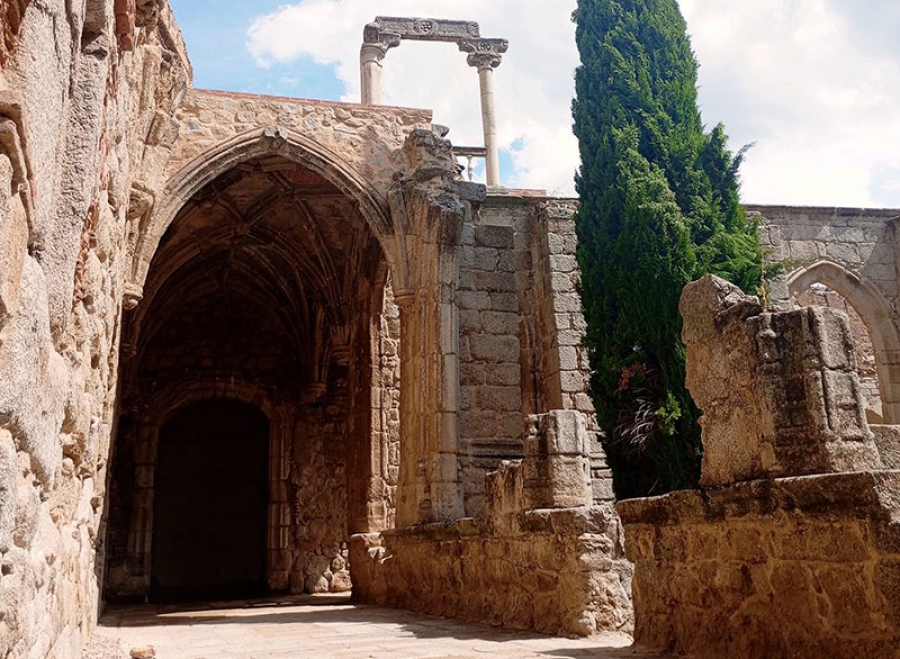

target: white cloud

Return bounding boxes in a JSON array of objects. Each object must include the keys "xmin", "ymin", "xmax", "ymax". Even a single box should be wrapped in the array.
[
  {"xmin": 246, "ymin": 0, "xmax": 580, "ymax": 194},
  {"xmin": 246, "ymin": 0, "xmax": 900, "ymax": 207},
  {"xmin": 681, "ymin": 0, "xmax": 900, "ymax": 207}
]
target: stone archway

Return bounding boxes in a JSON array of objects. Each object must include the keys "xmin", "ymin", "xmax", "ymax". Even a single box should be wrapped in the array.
[
  {"xmin": 125, "ymin": 127, "xmax": 397, "ymax": 308},
  {"xmin": 104, "ymin": 142, "xmax": 402, "ymax": 602},
  {"xmin": 788, "ymin": 259, "xmax": 900, "ymax": 423}
]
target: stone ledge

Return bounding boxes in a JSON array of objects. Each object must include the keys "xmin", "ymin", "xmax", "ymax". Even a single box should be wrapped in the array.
[{"xmin": 618, "ymin": 470, "xmax": 900, "ymax": 526}]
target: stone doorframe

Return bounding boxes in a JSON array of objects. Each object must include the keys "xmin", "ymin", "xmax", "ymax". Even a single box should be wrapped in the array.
[
  {"xmin": 788, "ymin": 259, "xmax": 900, "ymax": 423},
  {"xmin": 121, "ymin": 378, "xmax": 292, "ymax": 595}
]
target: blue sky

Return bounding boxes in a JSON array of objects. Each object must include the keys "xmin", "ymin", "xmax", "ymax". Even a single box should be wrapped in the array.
[
  {"xmin": 168, "ymin": 0, "xmax": 900, "ymax": 207},
  {"xmin": 170, "ymin": 1, "xmax": 344, "ymax": 99}
]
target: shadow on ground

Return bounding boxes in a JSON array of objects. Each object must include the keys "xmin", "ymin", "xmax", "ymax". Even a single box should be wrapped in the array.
[{"xmin": 100, "ymin": 595, "xmax": 665, "ymax": 659}]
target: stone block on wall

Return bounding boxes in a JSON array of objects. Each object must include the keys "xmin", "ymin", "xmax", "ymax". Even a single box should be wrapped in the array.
[{"xmin": 681, "ymin": 275, "xmax": 883, "ymax": 487}]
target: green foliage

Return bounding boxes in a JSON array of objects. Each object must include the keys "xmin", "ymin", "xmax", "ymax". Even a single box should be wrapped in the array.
[{"xmin": 572, "ymin": 0, "xmax": 763, "ymax": 498}]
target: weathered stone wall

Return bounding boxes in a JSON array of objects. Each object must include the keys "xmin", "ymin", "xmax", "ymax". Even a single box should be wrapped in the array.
[
  {"xmin": 457, "ymin": 196, "xmax": 526, "ymax": 516},
  {"xmin": 620, "ymin": 472, "xmax": 900, "ymax": 658},
  {"xmin": 0, "ymin": 1, "xmax": 189, "ymax": 657},
  {"xmin": 755, "ymin": 205, "xmax": 900, "ymax": 423},
  {"xmin": 796, "ymin": 286, "xmax": 883, "ymax": 420},
  {"xmin": 619, "ymin": 275, "xmax": 900, "ymax": 658},
  {"xmin": 166, "ymin": 91, "xmax": 431, "ymax": 194},
  {"xmin": 352, "ymin": 410, "xmax": 633, "ymax": 637},
  {"xmin": 455, "ymin": 195, "xmax": 611, "ymax": 516},
  {"xmin": 366, "ymin": 281, "xmax": 401, "ymax": 532}
]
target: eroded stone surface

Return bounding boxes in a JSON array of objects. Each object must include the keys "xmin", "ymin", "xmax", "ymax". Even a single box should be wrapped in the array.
[
  {"xmin": 620, "ymin": 472, "xmax": 900, "ymax": 658},
  {"xmin": 8, "ymin": 2, "xmax": 900, "ymax": 658},
  {"xmin": 681, "ymin": 274, "xmax": 883, "ymax": 486}
]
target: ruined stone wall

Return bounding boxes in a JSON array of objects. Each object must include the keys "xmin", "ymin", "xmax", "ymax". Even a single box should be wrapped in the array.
[
  {"xmin": 352, "ymin": 506, "xmax": 631, "ymax": 637},
  {"xmin": 288, "ymin": 392, "xmax": 351, "ymax": 595},
  {"xmin": 457, "ymin": 197, "xmax": 526, "ymax": 516},
  {"xmin": 619, "ymin": 275, "xmax": 900, "ymax": 658},
  {"xmin": 755, "ymin": 205, "xmax": 900, "ymax": 423},
  {"xmin": 621, "ymin": 472, "xmax": 900, "ymax": 658},
  {"xmin": 455, "ymin": 195, "xmax": 609, "ymax": 516},
  {"xmin": 166, "ymin": 90, "xmax": 432, "ymax": 197},
  {"xmin": 366, "ymin": 282, "xmax": 400, "ymax": 531},
  {"xmin": 352, "ymin": 411, "xmax": 633, "ymax": 637},
  {"xmin": 796, "ymin": 286, "xmax": 883, "ymax": 420},
  {"xmin": 0, "ymin": 1, "xmax": 189, "ymax": 656}
]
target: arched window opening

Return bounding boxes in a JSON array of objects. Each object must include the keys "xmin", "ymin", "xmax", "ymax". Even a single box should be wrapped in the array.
[{"xmin": 793, "ymin": 282, "xmax": 883, "ymax": 423}]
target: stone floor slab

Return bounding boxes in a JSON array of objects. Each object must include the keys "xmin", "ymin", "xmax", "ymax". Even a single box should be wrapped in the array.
[{"xmin": 92, "ymin": 595, "xmax": 661, "ymax": 659}]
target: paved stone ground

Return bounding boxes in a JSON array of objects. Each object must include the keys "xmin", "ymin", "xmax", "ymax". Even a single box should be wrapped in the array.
[{"xmin": 92, "ymin": 595, "xmax": 657, "ymax": 659}]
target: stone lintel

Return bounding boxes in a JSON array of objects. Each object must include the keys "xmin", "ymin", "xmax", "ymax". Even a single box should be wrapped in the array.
[{"xmin": 367, "ymin": 17, "xmax": 480, "ymax": 44}]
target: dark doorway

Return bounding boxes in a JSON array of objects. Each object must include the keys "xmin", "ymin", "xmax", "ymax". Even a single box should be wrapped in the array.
[{"xmin": 150, "ymin": 400, "xmax": 269, "ymax": 603}]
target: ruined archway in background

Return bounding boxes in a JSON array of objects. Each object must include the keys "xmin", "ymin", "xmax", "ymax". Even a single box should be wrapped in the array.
[
  {"xmin": 788, "ymin": 260, "xmax": 900, "ymax": 423},
  {"xmin": 104, "ymin": 139, "xmax": 402, "ymax": 602}
]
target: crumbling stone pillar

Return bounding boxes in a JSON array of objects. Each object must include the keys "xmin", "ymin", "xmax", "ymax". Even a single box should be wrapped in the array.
[
  {"xmin": 680, "ymin": 274, "xmax": 883, "ymax": 486},
  {"xmin": 386, "ymin": 127, "xmax": 484, "ymax": 525},
  {"xmin": 519, "ymin": 410, "xmax": 592, "ymax": 510}
]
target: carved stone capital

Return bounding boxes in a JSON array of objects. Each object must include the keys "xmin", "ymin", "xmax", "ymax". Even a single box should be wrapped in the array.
[
  {"xmin": 360, "ymin": 30, "xmax": 401, "ymax": 62},
  {"xmin": 127, "ymin": 180, "xmax": 155, "ymax": 222},
  {"xmin": 459, "ymin": 38, "xmax": 509, "ymax": 70},
  {"xmin": 393, "ymin": 289, "xmax": 417, "ymax": 308}
]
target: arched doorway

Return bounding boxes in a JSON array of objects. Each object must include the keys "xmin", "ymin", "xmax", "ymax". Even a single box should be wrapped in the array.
[
  {"xmin": 788, "ymin": 260, "xmax": 900, "ymax": 423},
  {"xmin": 104, "ymin": 151, "xmax": 402, "ymax": 603},
  {"xmin": 150, "ymin": 400, "xmax": 269, "ymax": 603}
]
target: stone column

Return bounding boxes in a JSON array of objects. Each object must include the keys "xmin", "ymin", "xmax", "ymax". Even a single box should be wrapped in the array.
[
  {"xmin": 386, "ymin": 128, "xmax": 484, "ymax": 526},
  {"xmin": 360, "ymin": 30, "xmax": 400, "ymax": 105},
  {"xmin": 475, "ymin": 61, "xmax": 500, "ymax": 186},
  {"xmin": 462, "ymin": 39, "xmax": 508, "ymax": 187}
]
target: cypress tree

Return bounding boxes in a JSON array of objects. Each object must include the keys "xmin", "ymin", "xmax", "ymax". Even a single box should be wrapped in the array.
[{"xmin": 572, "ymin": 0, "xmax": 763, "ymax": 498}]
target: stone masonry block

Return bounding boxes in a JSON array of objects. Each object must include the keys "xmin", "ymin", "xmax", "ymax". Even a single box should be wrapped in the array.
[
  {"xmin": 474, "ymin": 271, "xmax": 516, "ymax": 293},
  {"xmin": 475, "ymin": 225, "xmax": 514, "ymax": 249},
  {"xmin": 485, "ymin": 363, "xmax": 521, "ymax": 387},
  {"xmin": 542, "ymin": 410, "xmax": 589, "ymax": 456},
  {"xmin": 460, "ymin": 246, "xmax": 499, "ymax": 272},
  {"xmin": 468, "ymin": 334, "xmax": 520, "ymax": 363},
  {"xmin": 490, "ymin": 292, "xmax": 519, "ymax": 313},
  {"xmin": 476, "ymin": 386, "xmax": 521, "ymax": 413},
  {"xmin": 458, "ymin": 290, "xmax": 490, "ymax": 310},
  {"xmin": 482, "ymin": 311, "xmax": 518, "ymax": 335},
  {"xmin": 549, "ymin": 255, "xmax": 578, "ymax": 273},
  {"xmin": 498, "ymin": 250, "xmax": 517, "ymax": 273}
]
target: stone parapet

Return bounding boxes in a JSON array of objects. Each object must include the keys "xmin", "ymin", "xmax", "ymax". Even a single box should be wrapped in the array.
[
  {"xmin": 619, "ymin": 471, "xmax": 900, "ymax": 658},
  {"xmin": 351, "ymin": 502, "xmax": 633, "ymax": 637},
  {"xmin": 351, "ymin": 408, "xmax": 632, "ymax": 637}
]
